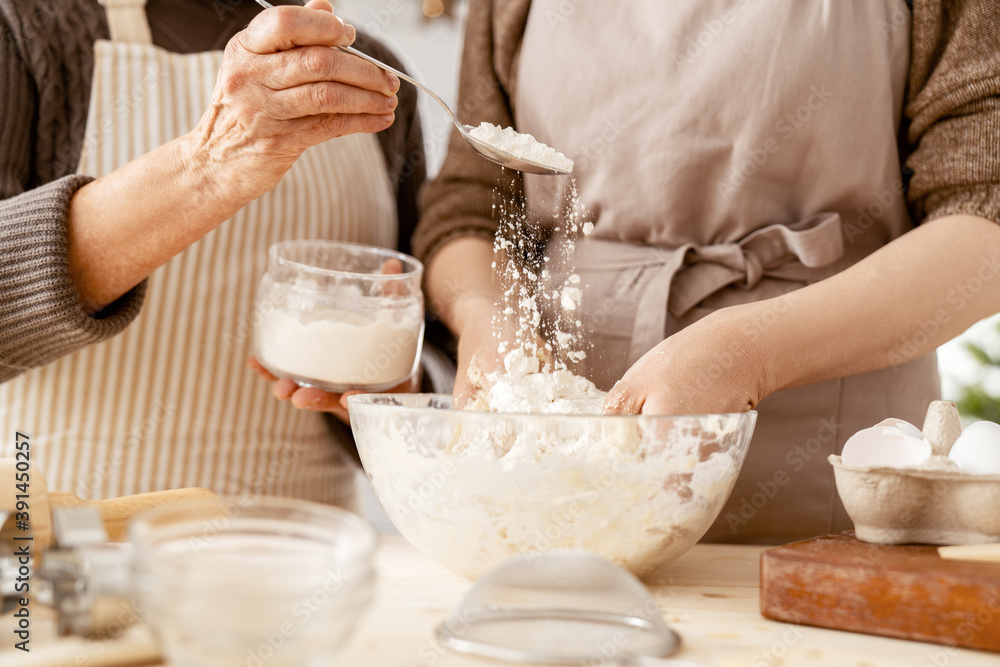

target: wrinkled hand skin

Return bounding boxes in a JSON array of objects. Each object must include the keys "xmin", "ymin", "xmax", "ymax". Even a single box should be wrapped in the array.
[
  {"xmin": 193, "ymin": 0, "xmax": 400, "ymax": 209},
  {"xmin": 248, "ymin": 357, "xmax": 421, "ymax": 423},
  {"xmin": 604, "ymin": 308, "xmax": 770, "ymax": 416}
]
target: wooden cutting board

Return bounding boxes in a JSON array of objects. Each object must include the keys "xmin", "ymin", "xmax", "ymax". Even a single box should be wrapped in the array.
[{"xmin": 760, "ymin": 531, "xmax": 1000, "ymax": 652}]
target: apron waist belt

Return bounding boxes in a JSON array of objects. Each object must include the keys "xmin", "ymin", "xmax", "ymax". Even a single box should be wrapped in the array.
[{"xmin": 583, "ymin": 212, "xmax": 848, "ymax": 364}]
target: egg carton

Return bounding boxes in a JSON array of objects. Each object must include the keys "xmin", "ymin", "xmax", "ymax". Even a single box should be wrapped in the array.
[{"xmin": 829, "ymin": 401, "xmax": 1000, "ymax": 545}]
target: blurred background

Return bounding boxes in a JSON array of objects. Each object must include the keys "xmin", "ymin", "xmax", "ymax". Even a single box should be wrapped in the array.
[{"xmin": 940, "ymin": 314, "xmax": 1000, "ymax": 423}]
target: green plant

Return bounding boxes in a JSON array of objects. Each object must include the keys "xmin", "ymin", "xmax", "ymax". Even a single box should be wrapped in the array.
[{"xmin": 957, "ymin": 320, "xmax": 1000, "ymax": 422}]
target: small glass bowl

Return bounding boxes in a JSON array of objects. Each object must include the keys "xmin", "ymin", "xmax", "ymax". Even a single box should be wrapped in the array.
[
  {"xmin": 130, "ymin": 496, "xmax": 377, "ymax": 667},
  {"xmin": 253, "ymin": 240, "xmax": 424, "ymax": 393}
]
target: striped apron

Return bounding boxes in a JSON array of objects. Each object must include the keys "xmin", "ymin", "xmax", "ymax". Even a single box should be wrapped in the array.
[{"xmin": 0, "ymin": 0, "xmax": 398, "ymax": 503}]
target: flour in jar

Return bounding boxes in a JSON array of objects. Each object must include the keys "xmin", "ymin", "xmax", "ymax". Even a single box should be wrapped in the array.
[
  {"xmin": 468, "ymin": 122, "xmax": 574, "ymax": 173},
  {"xmin": 256, "ymin": 304, "xmax": 421, "ymax": 390}
]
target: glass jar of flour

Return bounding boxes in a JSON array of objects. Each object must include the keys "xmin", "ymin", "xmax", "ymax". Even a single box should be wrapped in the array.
[{"xmin": 254, "ymin": 240, "xmax": 424, "ymax": 392}]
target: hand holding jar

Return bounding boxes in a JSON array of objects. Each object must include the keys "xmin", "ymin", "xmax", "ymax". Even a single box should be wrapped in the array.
[{"xmin": 250, "ymin": 241, "xmax": 424, "ymax": 423}]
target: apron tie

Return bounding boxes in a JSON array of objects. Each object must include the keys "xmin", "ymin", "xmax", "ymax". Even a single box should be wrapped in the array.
[{"xmin": 629, "ymin": 212, "xmax": 844, "ymax": 364}]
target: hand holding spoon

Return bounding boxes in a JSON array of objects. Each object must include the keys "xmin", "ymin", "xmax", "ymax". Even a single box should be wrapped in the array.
[{"xmin": 253, "ymin": 0, "xmax": 571, "ymax": 175}]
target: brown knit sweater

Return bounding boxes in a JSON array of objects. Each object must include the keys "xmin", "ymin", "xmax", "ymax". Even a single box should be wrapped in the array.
[
  {"xmin": 0, "ymin": 0, "xmax": 425, "ymax": 382},
  {"xmin": 413, "ymin": 0, "xmax": 1000, "ymax": 264}
]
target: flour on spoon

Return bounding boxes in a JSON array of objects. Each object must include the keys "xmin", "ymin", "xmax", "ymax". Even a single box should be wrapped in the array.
[{"xmin": 468, "ymin": 122, "xmax": 574, "ymax": 173}]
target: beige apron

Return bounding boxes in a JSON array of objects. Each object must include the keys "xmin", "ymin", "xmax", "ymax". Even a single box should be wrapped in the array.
[
  {"xmin": 0, "ymin": 0, "xmax": 398, "ymax": 503},
  {"xmin": 516, "ymin": 0, "xmax": 940, "ymax": 543}
]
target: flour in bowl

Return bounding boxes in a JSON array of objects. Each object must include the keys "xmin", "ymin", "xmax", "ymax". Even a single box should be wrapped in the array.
[
  {"xmin": 466, "ymin": 347, "xmax": 606, "ymax": 415},
  {"xmin": 468, "ymin": 122, "xmax": 574, "ymax": 173},
  {"xmin": 352, "ymin": 393, "xmax": 750, "ymax": 579}
]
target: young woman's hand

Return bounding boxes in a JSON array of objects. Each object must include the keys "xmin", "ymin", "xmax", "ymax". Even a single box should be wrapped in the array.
[
  {"xmin": 603, "ymin": 307, "xmax": 771, "ymax": 416},
  {"xmin": 423, "ymin": 237, "xmax": 506, "ymax": 409},
  {"xmin": 451, "ymin": 296, "xmax": 502, "ymax": 409},
  {"xmin": 452, "ymin": 306, "xmax": 551, "ymax": 409}
]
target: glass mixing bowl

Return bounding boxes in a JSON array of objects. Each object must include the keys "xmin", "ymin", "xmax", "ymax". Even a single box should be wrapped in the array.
[
  {"xmin": 349, "ymin": 394, "xmax": 756, "ymax": 579},
  {"xmin": 253, "ymin": 240, "xmax": 424, "ymax": 393},
  {"xmin": 130, "ymin": 496, "xmax": 376, "ymax": 666}
]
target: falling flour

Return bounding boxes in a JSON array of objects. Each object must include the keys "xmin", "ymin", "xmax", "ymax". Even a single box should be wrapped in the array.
[
  {"xmin": 468, "ymin": 174, "xmax": 596, "ymax": 414},
  {"xmin": 468, "ymin": 122, "xmax": 574, "ymax": 173}
]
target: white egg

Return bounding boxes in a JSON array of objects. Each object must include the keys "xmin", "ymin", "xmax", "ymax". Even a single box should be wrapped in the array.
[
  {"xmin": 948, "ymin": 421, "xmax": 1000, "ymax": 475},
  {"xmin": 841, "ymin": 425, "xmax": 932, "ymax": 468},
  {"xmin": 873, "ymin": 418, "xmax": 923, "ymax": 440}
]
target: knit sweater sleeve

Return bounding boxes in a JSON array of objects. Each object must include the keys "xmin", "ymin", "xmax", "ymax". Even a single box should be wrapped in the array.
[
  {"xmin": 0, "ymin": 23, "xmax": 146, "ymax": 383},
  {"xmin": 905, "ymin": 0, "xmax": 1000, "ymax": 225},
  {"xmin": 411, "ymin": 0, "xmax": 530, "ymax": 267}
]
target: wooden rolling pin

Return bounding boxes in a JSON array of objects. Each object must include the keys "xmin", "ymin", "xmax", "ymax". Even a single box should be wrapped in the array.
[
  {"xmin": 0, "ymin": 459, "xmax": 216, "ymax": 546},
  {"xmin": 939, "ymin": 543, "xmax": 1000, "ymax": 562},
  {"xmin": 0, "ymin": 622, "xmax": 161, "ymax": 667}
]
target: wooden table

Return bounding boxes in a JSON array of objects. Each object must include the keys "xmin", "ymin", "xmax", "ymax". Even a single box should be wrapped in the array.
[
  {"xmin": 4, "ymin": 536, "xmax": 998, "ymax": 666},
  {"xmin": 341, "ymin": 537, "xmax": 998, "ymax": 666}
]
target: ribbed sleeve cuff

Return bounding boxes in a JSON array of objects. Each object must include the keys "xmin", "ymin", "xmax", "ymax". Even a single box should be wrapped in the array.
[
  {"xmin": 0, "ymin": 175, "xmax": 147, "ymax": 382},
  {"xmin": 919, "ymin": 183, "xmax": 1000, "ymax": 227},
  {"xmin": 411, "ymin": 214, "xmax": 498, "ymax": 266}
]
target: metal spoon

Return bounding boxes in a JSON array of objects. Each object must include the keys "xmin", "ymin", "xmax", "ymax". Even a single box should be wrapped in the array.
[{"xmin": 254, "ymin": 0, "xmax": 570, "ymax": 175}]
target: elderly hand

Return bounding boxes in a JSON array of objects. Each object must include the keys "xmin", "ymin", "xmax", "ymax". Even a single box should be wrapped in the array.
[
  {"xmin": 193, "ymin": 0, "xmax": 399, "ymax": 207},
  {"xmin": 64, "ymin": 0, "xmax": 403, "ymax": 314},
  {"xmin": 603, "ymin": 307, "xmax": 771, "ymax": 416},
  {"xmin": 248, "ymin": 358, "xmax": 420, "ymax": 423}
]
